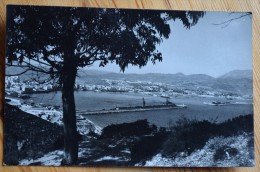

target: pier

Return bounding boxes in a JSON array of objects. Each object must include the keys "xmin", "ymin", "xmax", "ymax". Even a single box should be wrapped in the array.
[{"xmin": 79, "ymin": 104, "xmax": 187, "ymax": 115}]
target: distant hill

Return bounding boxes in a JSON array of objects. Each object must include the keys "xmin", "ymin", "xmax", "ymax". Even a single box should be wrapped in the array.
[
  {"xmin": 214, "ymin": 70, "xmax": 252, "ymax": 96},
  {"xmin": 219, "ymin": 70, "xmax": 252, "ymax": 79},
  {"xmin": 78, "ymin": 69, "xmax": 114, "ymax": 76},
  {"xmin": 76, "ymin": 69, "xmax": 252, "ymax": 96},
  {"xmin": 78, "ymin": 69, "xmax": 253, "ymax": 80},
  {"xmin": 5, "ymin": 66, "xmax": 253, "ymax": 96}
]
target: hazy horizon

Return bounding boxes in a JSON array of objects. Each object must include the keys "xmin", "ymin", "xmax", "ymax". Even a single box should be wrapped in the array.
[{"xmin": 80, "ymin": 68, "xmax": 252, "ymax": 78}]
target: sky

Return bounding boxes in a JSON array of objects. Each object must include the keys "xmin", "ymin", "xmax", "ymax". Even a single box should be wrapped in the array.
[{"xmin": 89, "ymin": 11, "xmax": 252, "ymax": 77}]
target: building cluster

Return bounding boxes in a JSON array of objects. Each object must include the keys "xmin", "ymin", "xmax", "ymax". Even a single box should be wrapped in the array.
[
  {"xmin": 5, "ymin": 76, "xmax": 57, "ymax": 96},
  {"xmin": 5, "ymin": 76, "xmax": 248, "ymax": 100},
  {"xmin": 77, "ymin": 79, "xmax": 242, "ymax": 99}
]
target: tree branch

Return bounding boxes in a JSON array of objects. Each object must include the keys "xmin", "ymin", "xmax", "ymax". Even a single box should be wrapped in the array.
[
  {"xmin": 5, "ymin": 68, "xmax": 30, "ymax": 76},
  {"xmin": 212, "ymin": 12, "xmax": 252, "ymax": 28}
]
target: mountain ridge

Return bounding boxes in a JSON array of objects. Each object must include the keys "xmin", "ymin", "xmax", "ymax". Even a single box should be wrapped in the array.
[
  {"xmin": 77, "ymin": 69, "xmax": 252, "ymax": 96},
  {"xmin": 79, "ymin": 69, "xmax": 252, "ymax": 79},
  {"xmin": 218, "ymin": 69, "xmax": 252, "ymax": 79}
]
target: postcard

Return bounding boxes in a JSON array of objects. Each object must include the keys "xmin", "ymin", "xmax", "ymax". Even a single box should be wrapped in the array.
[{"xmin": 4, "ymin": 5, "xmax": 254, "ymax": 167}]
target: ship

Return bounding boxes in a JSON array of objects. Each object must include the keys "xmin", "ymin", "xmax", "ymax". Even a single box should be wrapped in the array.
[{"xmin": 203, "ymin": 101, "xmax": 230, "ymax": 106}]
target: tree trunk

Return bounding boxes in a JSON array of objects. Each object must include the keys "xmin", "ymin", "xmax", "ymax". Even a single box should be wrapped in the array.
[{"xmin": 61, "ymin": 54, "xmax": 78, "ymax": 165}]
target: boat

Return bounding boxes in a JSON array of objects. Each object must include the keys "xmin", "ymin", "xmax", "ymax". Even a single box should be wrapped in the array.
[
  {"xmin": 18, "ymin": 94, "xmax": 31, "ymax": 99},
  {"xmin": 176, "ymin": 104, "xmax": 187, "ymax": 108},
  {"xmin": 5, "ymin": 97, "xmax": 22, "ymax": 106},
  {"xmin": 161, "ymin": 94, "xmax": 170, "ymax": 98},
  {"xmin": 203, "ymin": 101, "xmax": 230, "ymax": 106}
]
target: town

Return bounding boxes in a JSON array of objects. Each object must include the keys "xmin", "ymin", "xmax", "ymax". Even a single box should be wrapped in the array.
[{"xmin": 5, "ymin": 76, "xmax": 249, "ymax": 100}]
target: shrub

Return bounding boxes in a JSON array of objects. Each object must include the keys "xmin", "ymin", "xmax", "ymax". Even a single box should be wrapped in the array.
[
  {"xmin": 3, "ymin": 134, "xmax": 19, "ymax": 165},
  {"xmin": 87, "ymin": 130, "xmax": 100, "ymax": 138},
  {"xmin": 130, "ymin": 127, "xmax": 169, "ymax": 164},
  {"xmin": 217, "ymin": 114, "xmax": 253, "ymax": 136},
  {"xmin": 161, "ymin": 114, "xmax": 253, "ymax": 158},
  {"xmin": 99, "ymin": 119, "xmax": 157, "ymax": 139},
  {"xmin": 162, "ymin": 118, "xmax": 217, "ymax": 157}
]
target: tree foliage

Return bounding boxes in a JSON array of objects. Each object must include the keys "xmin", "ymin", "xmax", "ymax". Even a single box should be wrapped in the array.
[{"xmin": 6, "ymin": 5, "xmax": 204, "ymax": 82}]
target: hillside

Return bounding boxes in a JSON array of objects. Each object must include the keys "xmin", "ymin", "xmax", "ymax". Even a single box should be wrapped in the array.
[
  {"xmin": 5, "ymin": 67, "xmax": 253, "ymax": 96},
  {"xmin": 77, "ymin": 69, "xmax": 253, "ymax": 96},
  {"xmin": 3, "ymin": 104, "xmax": 64, "ymax": 165},
  {"xmin": 219, "ymin": 70, "xmax": 252, "ymax": 79}
]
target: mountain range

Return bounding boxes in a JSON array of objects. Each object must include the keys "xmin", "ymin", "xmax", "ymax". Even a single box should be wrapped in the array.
[
  {"xmin": 77, "ymin": 69, "xmax": 253, "ymax": 96},
  {"xmin": 5, "ymin": 66, "xmax": 252, "ymax": 96}
]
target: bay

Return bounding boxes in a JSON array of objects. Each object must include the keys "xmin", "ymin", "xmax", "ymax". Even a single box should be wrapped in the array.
[{"xmin": 26, "ymin": 91, "xmax": 253, "ymax": 128}]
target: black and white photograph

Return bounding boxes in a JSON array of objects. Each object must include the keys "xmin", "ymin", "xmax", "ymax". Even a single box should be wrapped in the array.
[{"xmin": 4, "ymin": 5, "xmax": 254, "ymax": 167}]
